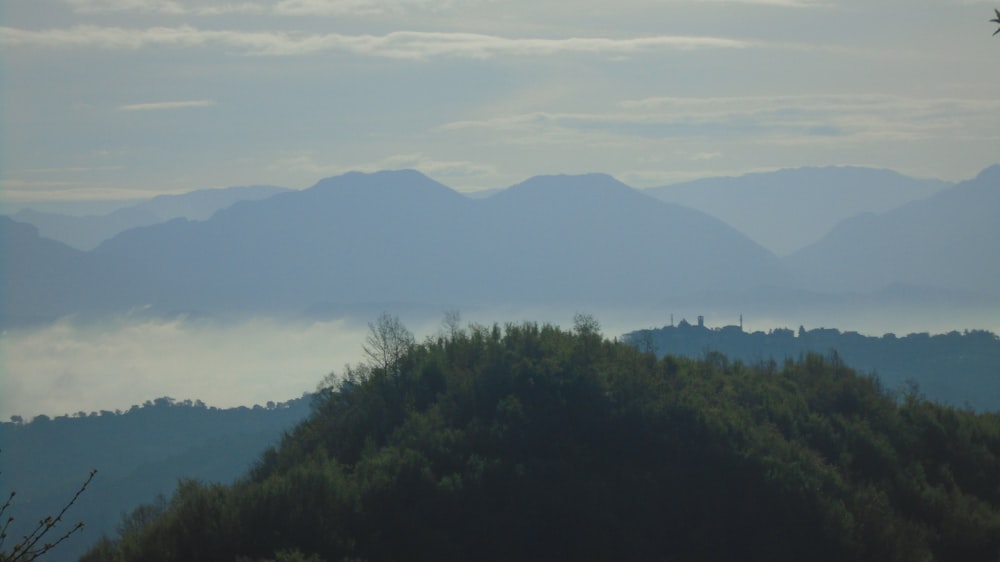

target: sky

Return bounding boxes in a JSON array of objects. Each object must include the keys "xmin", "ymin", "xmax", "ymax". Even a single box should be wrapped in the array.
[{"xmin": 2, "ymin": 0, "xmax": 1000, "ymax": 203}]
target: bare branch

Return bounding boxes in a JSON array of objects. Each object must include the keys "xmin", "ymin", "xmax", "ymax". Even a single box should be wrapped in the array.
[
  {"xmin": 1, "ymin": 468, "xmax": 96, "ymax": 562},
  {"xmin": 362, "ymin": 313, "xmax": 414, "ymax": 375}
]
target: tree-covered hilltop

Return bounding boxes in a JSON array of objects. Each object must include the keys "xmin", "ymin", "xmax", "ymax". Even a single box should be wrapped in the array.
[
  {"xmin": 81, "ymin": 318, "xmax": 1000, "ymax": 562},
  {"xmin": 624, "ymin": 321, "xmax": 1000, "ymax": 411},
  {"xmin": 1, "ymin": 397, "xmax": 312, "ymax": 562}
]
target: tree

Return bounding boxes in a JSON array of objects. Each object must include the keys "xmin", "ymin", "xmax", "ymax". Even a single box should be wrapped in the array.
[
  {"xmin": 572, "ymin": 312, "xmax": 601, "ymax": 337},
  {"xmin": 362, "ymin": 313, "xmax": 414, "ymax": 375},
  {"xmin": 441, "ymin": 309, "xmax": 463, "ymax": 340},
  {"xmin": 76, "ymin": 323, "xmax": 1000, "ymax": 562}
]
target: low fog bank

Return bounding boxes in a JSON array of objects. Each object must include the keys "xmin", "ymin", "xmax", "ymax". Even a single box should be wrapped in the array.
[
  {"xmin": 0, "ymin": 316, "xmax": 370, "ymax": 421},
  {"xmin": 3, "ymin": 301, "xmax": 997, "ymax": 420}
]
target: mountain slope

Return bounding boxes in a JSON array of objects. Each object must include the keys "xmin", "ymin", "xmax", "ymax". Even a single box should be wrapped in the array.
[
  {"xmin": 134, "ymin": 184, "xmax": 289, "ymax": 221},
  {"xmin": 644, "ymin": 166, "xmax": 948, "ymax": 256},
  {"xmin": 477, "ymin": 173, "xmax": 780, "ymax": 302},
  {"xmin": 92, "ymin": 170, "xmax": 478, "ymax": 315},
  {"xmin": 11, "ymin": 207, "xmax": 164, "ymax": 251},
  {"xmin": 0, "ymin": 217, "xmax": 148, "ymax": 326},
  {"xmin": 8, "ymin": 185, "xmax": 288, "ymax": 250},
  {"xmin": 783, "ymin": 165, "xmax": 1000, "ymax": 297},
  {"xmin": 56, "ymin": 170, "xmax": 782, "ymax": 319}
]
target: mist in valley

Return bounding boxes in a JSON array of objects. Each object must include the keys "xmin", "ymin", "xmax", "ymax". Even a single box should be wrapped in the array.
[
  {"xmin": 4, "ymin": 296, "xmax": 998, "ymax": 421},
  {"xmin": 0, "ymin": 316, "xmax": 367, "ymax": 421}
]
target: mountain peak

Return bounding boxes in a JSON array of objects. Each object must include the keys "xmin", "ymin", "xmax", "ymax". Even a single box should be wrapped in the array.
[
  {"xmin": 512, "ymin": 172, "xmax": 626, "ymax": 189},
  {"xmin": 311, "ymin": 169, "xmax": 444, "ymax": 191},
  {"xmin": 974, "ymin": 164, "xmax": 1000, "ymax": 183},
  {"xmin": 300, "ymin": 169, "xmax": 464, "ymax": 208},
  {"xmin": 496, "ymin": 173, "xmax": 637, "ymax": 204}
]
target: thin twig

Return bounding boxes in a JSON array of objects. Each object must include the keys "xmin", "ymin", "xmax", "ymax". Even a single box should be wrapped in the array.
[{"xmin": 4, "ymin": 469, "xmax": 97, "ymax": 562}]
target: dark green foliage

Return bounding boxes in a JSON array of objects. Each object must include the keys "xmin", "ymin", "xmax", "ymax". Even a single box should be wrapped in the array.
[{"xmin": 83, "ymin": 322, "xmax": 1000, "ymax": 562}]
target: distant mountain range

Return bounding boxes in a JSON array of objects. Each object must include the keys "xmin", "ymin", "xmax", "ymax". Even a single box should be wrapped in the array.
[
  {"xmin": 9, "ymin": 185, "xmax": 287, "ymax": 250},
  {"xmin": 90, "ymin": 171, "xmax": 779, "ymax": 317},
  {"xmin": 783, "ymin": 165, "xmax": 1000, "ymax": 298},
  {"xmin": 2, "ymin": 165, "xmax": 997, "ymax": 328},
  {"xmin": 643, "ymin": 166, "xmax": 949, "ymax": 256}
]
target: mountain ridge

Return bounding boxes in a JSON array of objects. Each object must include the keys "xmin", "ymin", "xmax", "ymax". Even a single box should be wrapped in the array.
[
  {"xmin": 3, "ymin": 170, "xmax": 782, "ymax": 325},
  {"xmin": 4, "ymin": 165, "xmax": 997, "ymax": 328},
  {"xmin": 784, "ymin": 166, "xmax": 999, "ymax": 297},
  {"xmin": 644, "ymin": 165, "xmax": 950, "ymax": 256},
  {"xmin": 5, "ymin": 184, "xmax": 289, "ymax": 251}
]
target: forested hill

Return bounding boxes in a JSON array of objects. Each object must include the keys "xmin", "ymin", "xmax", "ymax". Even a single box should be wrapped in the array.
[
  {"xmin": 78, "ymin": 319, "xmax": 1000, "ymax": 562},
  {"xmin": 622, "ymin": 323, "xmax": 1000, "ymax": 411},
  {"xmin": 0, "ymin": 397, "xmax": 312, "ymax": 562}
]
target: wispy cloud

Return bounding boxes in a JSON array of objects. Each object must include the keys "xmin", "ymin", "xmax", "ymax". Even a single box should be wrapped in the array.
[
  {"xmin": 62, "ymin": 0, "xmax": 470, "ymax": 15},
  {"xmin": 62, "ymin": 0, "xmax": 832, "ymax": 15},
  {"xmin": 0, "ymin": 184, "xmax": 165, "ymax": 201},
  {"xmin": 63, "ymin": 0, "xmax": 289, "ymax": 14},
  {"xmin": 441, "ymin": 94, "xmax": 1000, "ymax": 146},
  {"xmin": 11, "ymin": 165, "xmax": 124, "ymax": 174},
  {"xmin": 65, "ymin": 0, "xmax": 187, "ymax": 14},
  {"xmin": 272, "ymin": 0, "xmax": 470, "ymax": 16},
  {"xmin": 1, "ymin": 25, "xmax": 748, "ymax": 58},
  {"xmin": 119, "ymin": 99, "xmax": 216, "ymax": 111},
  {"xmin": 708, "ymin": 0, "xmax": 831, "ymax": 6}
]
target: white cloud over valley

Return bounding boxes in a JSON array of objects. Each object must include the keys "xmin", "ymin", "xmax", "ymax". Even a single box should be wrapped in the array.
[{"xmin": 0, "ymin": 317, "xmax": 370, "ymax": 420}]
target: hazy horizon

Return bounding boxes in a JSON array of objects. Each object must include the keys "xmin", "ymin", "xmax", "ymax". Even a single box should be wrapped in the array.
[
  {"xmin": 0, "ymin": 163, "xmax": 975, "ymax": 218},
  {"xmin": 4, "ymin": 301, "xmax": 999, "ymax": 421}
]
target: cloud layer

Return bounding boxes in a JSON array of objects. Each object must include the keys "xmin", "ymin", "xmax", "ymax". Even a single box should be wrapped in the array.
[
  {"xmin": 60, "ymin": 0, "xmax": 831, "ymax": 16},
  {"xmin": 0, "ymin": 317, "xmax": 369, "ymax": 419},
  {"xmin": 2, "ymin": 25, "xmax": 747, "ymax": 58},
  {"xmin": 119, "ymin": 99, "xmax": 216, "ymax": 111},
  {"xmin": 1, "ymin": 0, "xmax": 997, "ymax": 198}
]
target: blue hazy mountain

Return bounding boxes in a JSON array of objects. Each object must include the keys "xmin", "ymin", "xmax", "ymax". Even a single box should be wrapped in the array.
[
  {"xmin": 476, "ymin": 173, "xmax": 780, "ymax": 303},
  {"xmin": 0, "ymin": 217, "xmax": 154, "ymax": 326},
  {"xmin": 4, "ymin": 170, "xmax": 782, "ymax": 325},
  {"xmin": 9, "ymin": 166, "xmax": 995, "ymax": 329},
  {"xmin": 783, "ymin": 165, "xmax": 1000, "ymax": 297},
  {"xmin": 1, "ymin": 217, "xmax": 87, "ymax": 324},
  {"xmin": 8, "ymin": 184, "xmax": 288, "ymax": 251},
  {"xmin": 91, "ymin": 170, "xmax": 476, "ymax": 316},
  {"xmin": 10, "ymin": 207, "xmax": 164, "ymax": 252},
  {"xmin": 643, "ymin": 166, "xmax": 948, "ymax": 256},
  {"xmin": 134, "ymin": 184, "xmax": 290, "ymax": 221}
]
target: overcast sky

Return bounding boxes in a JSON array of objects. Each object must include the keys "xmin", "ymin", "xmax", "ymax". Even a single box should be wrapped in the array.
[{"xmin": 2, "ymin": 0, "xmax": 999, "ymax": 202}]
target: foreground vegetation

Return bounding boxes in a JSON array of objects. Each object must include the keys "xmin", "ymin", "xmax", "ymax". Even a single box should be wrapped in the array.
[{"xmin": 81, "ymin": 318, "xmax": 1000, "ymax": 562}]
